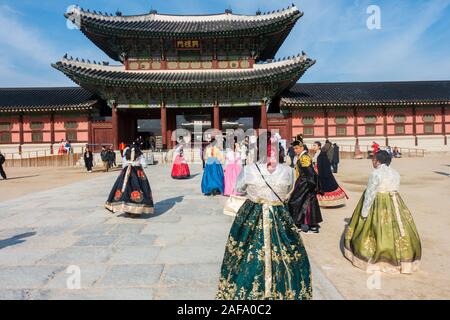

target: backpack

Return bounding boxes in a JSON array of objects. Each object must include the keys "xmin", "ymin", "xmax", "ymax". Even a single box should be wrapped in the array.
[{"xmin": 0, "ymin": 153, "xmax": 5, "ymax": 165}]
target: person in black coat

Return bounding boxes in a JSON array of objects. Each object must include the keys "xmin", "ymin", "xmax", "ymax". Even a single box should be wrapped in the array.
[
  {"xmin": 331, "ymin": 143, "xmax": 340, "ymax": 173},
  {"xmin": 83, "ymin": 147, "xmax": 94, "ymax": 173},
  {"xmin": 288, "ymin": 140, "xmax": 323, "ymax": 233},
  {"xmin": 316, "ymin": 144, "xmax": 347, "ymax": 207},
  {"xmin": 0, "ymin": 152, "xmax": 7, "ymax": 180},
  {"xmin": 317, "ymin": 151, "xmax": 340, "ymax": 192}
]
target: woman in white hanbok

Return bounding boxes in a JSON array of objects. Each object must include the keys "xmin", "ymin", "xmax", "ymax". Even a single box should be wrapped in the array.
[
  {"xmin": 217, "ymin": 143, "xmax": 312, "ymax": 300},
  {"xmin": 344, "ymin": 151, "xmax": 421, "ymax": 274}
]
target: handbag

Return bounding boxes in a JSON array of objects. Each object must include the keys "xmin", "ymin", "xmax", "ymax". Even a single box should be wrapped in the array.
[{"xmin": 223, "ymin": 194, "xmax": 247, "ymax": 217}]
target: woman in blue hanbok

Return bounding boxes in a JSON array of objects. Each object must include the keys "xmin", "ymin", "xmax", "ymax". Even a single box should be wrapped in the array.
[{"xmin": 201, "ymin": 138, "xmax": 224, "ymax": 196}]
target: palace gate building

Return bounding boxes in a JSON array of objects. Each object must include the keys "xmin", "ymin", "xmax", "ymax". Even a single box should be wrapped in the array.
[
  {"xmin": 53, "ymin": 4, "xmax": 315, "ymax": 149},
  {"xmin": 0, "ymin": 4, "xmax": 449, "ymax": 155}
]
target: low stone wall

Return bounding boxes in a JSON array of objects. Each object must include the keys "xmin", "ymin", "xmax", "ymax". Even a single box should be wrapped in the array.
[
  {"xmin": 0, "ymin": 143, "xmax": 88, "ymax": 159},
  {"xmin": 303, "ymin": 135, "xmax": 450, "ymax": 152}
]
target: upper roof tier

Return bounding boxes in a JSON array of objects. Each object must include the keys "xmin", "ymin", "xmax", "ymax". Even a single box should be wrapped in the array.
[{"xmin": 64, "ymin": 5, "xmax": 303, "ymax": 62}]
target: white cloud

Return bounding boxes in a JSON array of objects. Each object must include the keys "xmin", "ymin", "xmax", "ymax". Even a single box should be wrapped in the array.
[
  {"xmin": 0, "ymin": 4, "xmax": 58, "ymax": 65},
  {"xmin": 0, "ymin": 4, "xmax": 71, "ymax": 87},
  {"xmin": 0, "ymin": 0, "xmax": 449, "ymax": 86}
]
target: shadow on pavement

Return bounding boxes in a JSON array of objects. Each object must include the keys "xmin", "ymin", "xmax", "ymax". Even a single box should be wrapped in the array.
[
  {"xmin": 117, "ymin": 196, "xmax": 185, "ymax": 220},
  {"xmin": 0, "ymin": 232, "xmax": 36, "ymax": 250},
  {"xmin": 433, "ymin": 171, "xmax": 450, "ymax": 177}
]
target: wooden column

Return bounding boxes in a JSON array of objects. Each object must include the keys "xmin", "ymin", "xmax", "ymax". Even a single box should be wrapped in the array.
[
  {"xmin": 167, "ymin": 109, "xmax": 174, "ymax": 149},
  {"xmin": 19, "ymin": 113, "xmax": 24, "ymax": 154},
  {"xmin": 161, "ymin": 103, "xmax": 168, "ymax": 149},
  {"xmin": 353, "ymin": 106, "xmax": 358, "ymax": 144},
  {"xmin": 111, "ymin": 104, "xmax": 119, "ymax": 150},
  {"xmin": 260, "ymin": 100, "xmax": 268, "ymax": 130},
  {"xmin": 213, "ymin": 103, "xmax": 220, "ymax": 130},
  {"xmin": 324, "ymin": 108, "xmax": 329, "ymax": 139},
  {"xmin": 383, "ymin": 107, "xmax": 388, "ymax": 146},
  {"xmin": 412, "ymin": 106, "xmax": 418, "ymax": 146},
  {"xmin": 50, "ymin": 112, "xmax": 55, "ymax": 154},
  {"xmin": 442, "ymin": 105, "xmax": 447, "ymax": 145},
  {"xmin": 87, "ymin": 111, "xmax": 93, "ymax": 147}
]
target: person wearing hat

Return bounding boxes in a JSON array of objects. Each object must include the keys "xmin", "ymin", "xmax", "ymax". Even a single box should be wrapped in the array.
[{"xmin": 288, "ymin": 139, "xmax": 323, "ymax": 233}]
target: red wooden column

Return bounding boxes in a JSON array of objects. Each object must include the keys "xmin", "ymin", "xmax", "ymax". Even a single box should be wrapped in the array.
[
  {"xmin": 324, "ymin": 108, "xmax": 329, "ymax": 139},
  {"xmin": 167, "ymin": 109, "xmax": 174, "ymax": 149},
  {"xmin": 87, "ymin": 111, "xmax": 93, "ymax": 147},
  {"xmin": 111, "ymin": 104, "xmax": 119, "ymax": 150},
  {"xmin": 383, "ymin": 107, "xmax": 388, "ymax": 146},
  {"xmin": 353, "ymin": 106, "xmax": 359, "ymax": 144},
  {"xmin": 50, "ymin": 112, "xmax": 55, "ymax": 154},
  {"xmin": 260, "ymin": 100, "xmax": 268, "ymax": 130},
  {"xmin": 412, "ymin": 106, "xmax": 418, "ymax": 146},
  {"xmin": 19, "ymin": 113, "xmax": 24, "ymax": 154},
  {"xmin": 442, "ymin": 105, "xmax": 447, "ymax": 145},
  {"xmin": 161, "ymin": 102, "xmax": 168, "ymax": 149},
  {"xmin": 213, "ymin": 103, "xmax": 220, "ymax": 130}
]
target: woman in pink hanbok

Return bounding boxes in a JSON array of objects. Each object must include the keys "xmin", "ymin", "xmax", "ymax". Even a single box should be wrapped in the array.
[{"xmin": 223, "ymin": 144, "xmax": 242, "ymax": 196}]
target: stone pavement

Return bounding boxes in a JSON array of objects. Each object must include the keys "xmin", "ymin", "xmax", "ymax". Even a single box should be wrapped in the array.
[{"xmin": 0, "ymin": 164, "xmax": 343, "ymax": 300}]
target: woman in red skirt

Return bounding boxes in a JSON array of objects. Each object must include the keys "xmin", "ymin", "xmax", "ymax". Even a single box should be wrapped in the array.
[{"xmin": 171, "ymin": 138, "xmax": 190, "ymax": 179}]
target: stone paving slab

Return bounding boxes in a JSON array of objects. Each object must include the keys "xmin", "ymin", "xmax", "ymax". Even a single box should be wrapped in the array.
[
  {"xmin": 0, "ymin": 266, "xmax": 65, "ymax": 289},
  {"xmin": 95, "ymin": 264, "xmax": 164, "ymax": 288},
  {"xmin": 0, "ymin": 164, "xmax": 343, "ymax": 300},
  {"xmin": 30, "ymin": 288, "xmax": 156, "ymax": 300}
]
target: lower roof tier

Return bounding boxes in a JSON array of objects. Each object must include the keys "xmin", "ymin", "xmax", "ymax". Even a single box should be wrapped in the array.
[
  {"xmin": 0, "ymin": 87, "xmax": 98, "ymax": 112},
  {"xmin": 52, "ymin": 55, "xmax": 315, "ymax": 103}
]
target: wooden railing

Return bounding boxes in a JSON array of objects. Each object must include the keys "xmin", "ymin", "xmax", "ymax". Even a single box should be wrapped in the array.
[
  {"xmin": 334, "ymin": 145, "xmax": 425, "ymax": 158},
  {"xmin": 2, "ymin": 144, "xmax": 426, "ymax": 168},
  {"xmin": 3, "ymin": 153, "xmax": 82, "ymax": 167}
]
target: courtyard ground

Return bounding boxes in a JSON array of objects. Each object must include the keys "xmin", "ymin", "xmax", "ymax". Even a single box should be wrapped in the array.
[{"xmin": 0, "ymin": 156, "xmax": 448, "ymax": 299}]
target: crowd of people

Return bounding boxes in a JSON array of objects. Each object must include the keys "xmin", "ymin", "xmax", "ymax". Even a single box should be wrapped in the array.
[
  {"xmin": 57, "ymin": 139, "xmax": 72, "ymax": 154},
  {"xmin": 99, "ymin": 132, "xmax": 421, "ymax": 300},
  {"xmin": 370, "ymin": 141, "xmax": 402, "ymax": 159}
]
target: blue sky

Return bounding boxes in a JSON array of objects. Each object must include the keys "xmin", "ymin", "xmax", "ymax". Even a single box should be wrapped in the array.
[{"xmin": 0, "ymin": 0, "xmax": 449, "ymax": 87}]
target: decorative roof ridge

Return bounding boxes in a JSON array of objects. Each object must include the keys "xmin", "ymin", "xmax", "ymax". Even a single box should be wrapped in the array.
[
  {"xmin": 0, "ymin": 86, "xmax": 86, "ymax": 91},
  {"xmin": 65, "ymin": 4, "xmax": 301, "ymax": 23},
  {"xmin": 254, "ymin": 53, "xmax": 315, "ymax": 70},
  {"xmin": 289, "ymin": 80, "xmax": 450, "ymax": 86},
  {"xmin": 55, "ymin": 53, "xmax": 314, "ymax": 74}
]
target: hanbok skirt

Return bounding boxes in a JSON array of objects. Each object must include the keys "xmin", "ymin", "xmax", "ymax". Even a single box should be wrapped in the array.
[
  {"xmin": 317, "ymin": 187, "xmax": 347, "ymax": 207},
  {"xmin": 217, "ymin": 200, "xmax": 312, "ymax": 300},
  {"xmin": 105, "ymin": 165, "xmax": 154, "ymax": 215},
  {"xmin": 223, "ymin": 163, "xmax": 242, "ymax": 196},
  {"xmin": 288, "ymin": 179, "xmax": 323, "ymax": 228},
  {"xmin": 201, "ymin": 158, "xmax": 224, "ymax": 195},
  {"xmin": 171, "ymin": 155, "xmax": 190, "ymax": 179},
  {"xmin": 344, "ymin": 191, "xmax": 421, "ymax": 274}
]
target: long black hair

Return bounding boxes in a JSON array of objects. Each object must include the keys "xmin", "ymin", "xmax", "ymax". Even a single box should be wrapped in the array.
[
  {"xmin": 125, "ymin": 144, "xmax": 143, "ymax": 161},
  {"xmin": 375, "ymin": 150, "xmax": 392, "ymax": 166}
]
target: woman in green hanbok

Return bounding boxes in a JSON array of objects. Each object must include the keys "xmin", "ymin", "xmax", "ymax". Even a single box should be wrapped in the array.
[
  {"xmin": 344, "ymin": 151, "xmax": 421, "ymax": 274},
  {"xmin": 216, "ymin": 138, "xmax": 312, "ymax": 300}
]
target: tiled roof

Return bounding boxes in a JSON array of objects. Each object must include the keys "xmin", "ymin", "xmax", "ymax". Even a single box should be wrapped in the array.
[
  {"xmin": 66, "ymin": 5, "xmax": 302, "ymax": 37},
  {"xmin": 65, "ymin": 5, "xmax": 302, "ymax": 61},
  {"xmin": 52, "ymin": 55, "xmax": 315, "ymax": 89},
  {"xmin": 281, "ymin": 81, "xmax": 450, "ymax": 108},
  {"xmin": 0, "ymin": 87, "xmax": 98, "ymax": 112}
]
